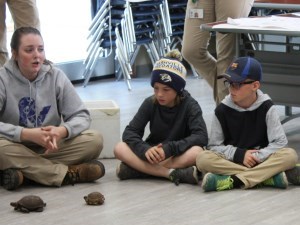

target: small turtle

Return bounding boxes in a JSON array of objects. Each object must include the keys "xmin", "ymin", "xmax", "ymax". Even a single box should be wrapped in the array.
[
  {"xmin": 84, "ymin": 191, "xmax": 105, "ymax": 205},
  {"xmin": 10, "ymin": 195, "xmax": 46, "ymax": 213}
]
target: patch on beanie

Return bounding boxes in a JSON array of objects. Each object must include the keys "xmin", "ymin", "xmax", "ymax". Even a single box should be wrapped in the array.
[{"xmin": 160, "ymin": 73, "xmax": 172, "ymax": 83}]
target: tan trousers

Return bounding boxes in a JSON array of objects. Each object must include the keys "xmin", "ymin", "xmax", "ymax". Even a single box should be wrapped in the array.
[
  {"xmin": 0, "ymin": 0, "xmax": 40, "ymax": 66},
  {"xmin": 182, "ymin": 0, "xmax": 254, "ymax": 104},
  {"xmin": 196, "ymin": 148, "xmax": 298, "ymax": 189},
  {"xmin": 0, "ymin": 130, "xmax": 103, "ymax": 186}
]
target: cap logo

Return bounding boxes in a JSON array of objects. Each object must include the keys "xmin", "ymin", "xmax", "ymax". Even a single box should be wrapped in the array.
[
  {"xmin": 218, "ymin": 57, "xmax": 262, "ymax": 82},
  {"xmin": 230, "ymin": 62, "xmax": 238, "ymax": 70},
  {"xmin": 160, "ymin": 73, "xmax": 172, "ymax": 83}
]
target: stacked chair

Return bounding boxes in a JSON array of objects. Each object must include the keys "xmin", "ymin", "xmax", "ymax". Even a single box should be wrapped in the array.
[
  {"xmin": 116, "ymin": 0, "xmax": 174, "ymax": 89},
  {"xmin": 121, "ymin": 0, "xmax": 168, "ymax": 65},
  {"xmin": 83, "ymin": 0, "xmax": 132, "ymax": 87},
  {"xmin": 82, "ymin": 0, "xmax": 113, "ymax": 87},
  {"xmin": 82, "ymin": 0, "xmax": 190, "ymax": 88},
  {"xmin": 167, "ymin": 0, "xmax": 186, "ymax": 50}
]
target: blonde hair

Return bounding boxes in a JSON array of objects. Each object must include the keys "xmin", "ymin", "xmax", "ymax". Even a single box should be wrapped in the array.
[{"xmin": 165, "ymin": 49, "xmax": 183, "ymax": 61}]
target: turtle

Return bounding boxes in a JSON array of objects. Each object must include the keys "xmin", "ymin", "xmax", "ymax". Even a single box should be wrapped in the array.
[
  {"xmin": 84, "ymin": 191, "xmax": 105, "ymax": 205},
  {"xmin": 10, "ymin": 195, "xmax": 46, "ymax": 213}
]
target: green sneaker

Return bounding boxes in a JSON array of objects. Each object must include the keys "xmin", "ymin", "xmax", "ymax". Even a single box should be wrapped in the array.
[
  {"xmin": 116, "ymin": 162, "xmax": 150, "ymax": 180},
  {"xmin": 169, "ymin": 166, "xmax": 199, "ymax": 185},
  {"xmin": 202, "ymin": 173, "xmax": 234, "ymax": 192},
  {"xmin": 285, "ymin": 164, "xmax": 300, "ymax": 185},
  {"xmin": 262, "ymin": 172, "xmax": 288, "ymax": 189}
]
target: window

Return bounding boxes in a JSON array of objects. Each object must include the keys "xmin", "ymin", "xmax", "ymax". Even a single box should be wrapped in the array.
[{"xmin": 36, "ymin": 0, "xmax": 91, "ymax": 63}]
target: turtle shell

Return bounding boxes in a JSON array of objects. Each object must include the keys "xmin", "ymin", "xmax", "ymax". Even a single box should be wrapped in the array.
[
  {"xmin": 10, "ymin": 195, "xmax": 46, "ymax": 213},
  {"xmin": 84, "ymin": 191, "xmax": 105, "ymax": 205}
]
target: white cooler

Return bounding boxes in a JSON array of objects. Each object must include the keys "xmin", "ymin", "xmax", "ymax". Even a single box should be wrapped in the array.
[{"xmin": 84, "ymin": 100, "xmax": 120, "ymax": 158}]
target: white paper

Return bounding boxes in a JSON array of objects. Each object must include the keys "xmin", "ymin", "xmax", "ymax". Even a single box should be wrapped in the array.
[
  {"xmin": 292, "ymin": 12, "xmax": 300, "ymax": 16},
  {"xmin": 212, "ymin": 16, "xmax": 300, "ymax": 32}
]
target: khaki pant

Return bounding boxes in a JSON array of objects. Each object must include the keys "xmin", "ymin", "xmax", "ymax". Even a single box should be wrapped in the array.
[
  {"xmin": 182, "ymin": 0, "xmax": 254, "ymax": 104},
  {"xmin": 0, "ymin": 0, "xmax": 40, "ymax": 66},
  {"xmin": 196, "ymin": 148, "xmax": 298, "ymax": 188},
  {"xmin": 0, "ymin": 130, "xmax": 103, "ymax": 186}
]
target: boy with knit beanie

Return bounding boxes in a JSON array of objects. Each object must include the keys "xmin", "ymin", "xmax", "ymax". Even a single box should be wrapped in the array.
[{"xmin": 114, "ymin": 50, "xmax": 208, "ymax": 185}]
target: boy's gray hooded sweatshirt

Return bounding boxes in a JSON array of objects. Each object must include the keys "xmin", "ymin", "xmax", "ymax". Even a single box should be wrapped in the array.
[
  {"xmin": 208, "ymin": 89, "xmax": 288, "ymax": 163},
  {"xmin": 0, "ymin": 59, "xmax": 91, "ymax": 142}
]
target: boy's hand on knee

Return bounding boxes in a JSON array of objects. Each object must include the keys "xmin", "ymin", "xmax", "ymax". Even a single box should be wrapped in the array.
[{"xmin": 243, "ymin": 150, "xmax": 260, "ymax": 168}]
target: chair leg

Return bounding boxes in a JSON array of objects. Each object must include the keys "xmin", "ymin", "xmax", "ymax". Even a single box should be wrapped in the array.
[
  {"xmin": 190, "ymin": 65, "xmax": 201, "ymax": 79},
  {"xmin": 83, "ymin": 48, "xmax": 104, "ymax": 87},
  {"xmin": 116, "ymin": 50, "xmax": 132, "ymax": 90}
]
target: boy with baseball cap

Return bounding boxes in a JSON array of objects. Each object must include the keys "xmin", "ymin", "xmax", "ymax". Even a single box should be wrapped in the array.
[{"xmin": 196, "ymin": 56, "xmax": 299, "ymax": 192}]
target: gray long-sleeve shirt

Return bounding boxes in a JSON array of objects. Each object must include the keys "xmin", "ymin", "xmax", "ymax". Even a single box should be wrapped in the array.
[{"xmin": 208, "ymin": 89, "xmax": 287, "ymax": 162}]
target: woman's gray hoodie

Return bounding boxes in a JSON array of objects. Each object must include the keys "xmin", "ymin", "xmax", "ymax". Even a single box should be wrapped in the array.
[{"xmin": 0, "ymin": 59, "xmax": 91, "ymax": 142}]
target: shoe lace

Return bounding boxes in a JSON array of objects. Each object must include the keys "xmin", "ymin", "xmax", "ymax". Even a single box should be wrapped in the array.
[
  {"xmin": 216, "ymin": 177, "xmax": 234, "ymax": 191},
  {"xmin": 263, "ymin": 177, "xmax": 274, "ymax": 186},
  {"xmin": 65, "ymin": 169, "xmax": 80, "ymax": 186},
  {"xmin": 169, "ymin": 170, "xmax": 180, "ymax": 186}
]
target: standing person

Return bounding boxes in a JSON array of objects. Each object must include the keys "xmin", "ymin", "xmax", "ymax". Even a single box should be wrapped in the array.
[
  {"xmin": 181, "ymin": 0, "xmax": 254, "ymax": 104},
  {"xmin": 0, "ymin": 27, "xmax": 105, "ymax": 191},
  {"xmin": 196, "ymin": 57, "xmax": 299, "ymax": 192},
  {"xmin": 0, "ymin": 0, "xmax": 40, "ymax": 66},
  {"xmin": 114, "ymin": 50, "xmax": 208, "ymax": 185}
]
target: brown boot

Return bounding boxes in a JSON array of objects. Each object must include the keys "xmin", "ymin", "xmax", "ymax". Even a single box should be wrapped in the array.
[
  {"xmin": 0, "ymin": 169, "xmax": 24, "ymax": 190},
  {"xmin": 63, "ymin": 160, "xmax": 105, "ymax": 185}
]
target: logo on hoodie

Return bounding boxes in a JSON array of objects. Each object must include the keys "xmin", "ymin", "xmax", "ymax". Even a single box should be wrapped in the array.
[{"xmin": 19, "ymin": 97, "xmax": 51, "ymax": 127}]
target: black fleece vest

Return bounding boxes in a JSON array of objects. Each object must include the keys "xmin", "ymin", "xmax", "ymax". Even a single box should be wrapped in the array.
[{"xmin": 215, "ymin": 100, "xmax": 273, "ymax": 150}]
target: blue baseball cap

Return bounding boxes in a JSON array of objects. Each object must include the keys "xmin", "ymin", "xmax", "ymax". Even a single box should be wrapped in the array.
[{"xmin": 218, "ymin": 57, "xmax": 262, "ymax": 82}]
